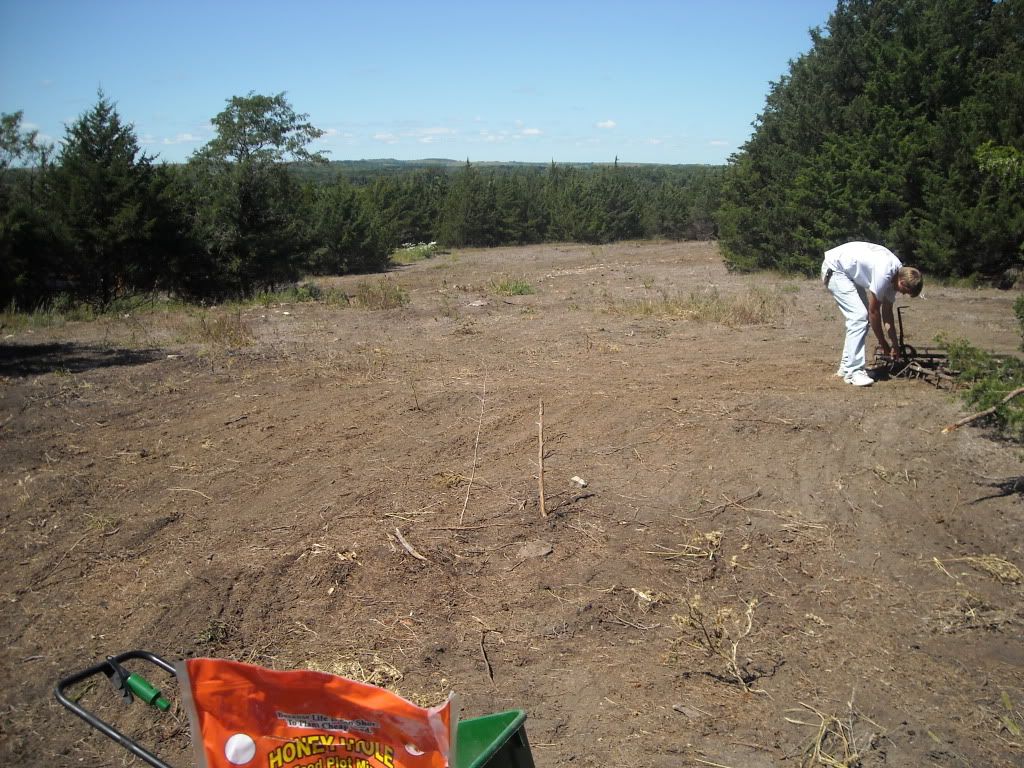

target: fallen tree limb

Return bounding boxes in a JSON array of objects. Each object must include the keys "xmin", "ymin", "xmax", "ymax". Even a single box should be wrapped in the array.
[{"xmin": 942, "ymin": 386, "xmax": 1024, "ymax": 434}]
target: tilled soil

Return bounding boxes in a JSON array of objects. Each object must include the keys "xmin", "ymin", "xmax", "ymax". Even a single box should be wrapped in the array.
[{"xmin": 1, "ymin": 241, "xmax": 1022, "ymax": 768}]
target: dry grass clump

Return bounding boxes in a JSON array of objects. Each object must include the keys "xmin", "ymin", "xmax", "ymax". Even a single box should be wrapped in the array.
[
  {"xmin": 353, "ymin": 277, "xmax": 409, "ymax": 310},
  {"xmin": 956, "ymin": 555, "xmax": 1022, "ymax": 584},
  {"xmin": 184, "ymin": 311, "xmax": 254, "ymax": 347},
  {"xmin": 937, "ymin": 587, "xmax": 1017, "ymax": 633},
  {"xmin": 320, "ymin": 654, "xmax": 404, "ymax": 688},
  {"xmin": 610, "ymin": 285, "xmax": 790, "ymax": 326}
]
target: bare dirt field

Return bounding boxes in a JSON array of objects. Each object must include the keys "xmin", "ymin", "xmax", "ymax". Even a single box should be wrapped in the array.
[{"xmin": 2, "ymin": 241, "xmax": 1022, "ymax": 768}]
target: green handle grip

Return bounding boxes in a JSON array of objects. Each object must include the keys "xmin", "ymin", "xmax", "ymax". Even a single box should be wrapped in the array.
[{"xmin": 124, "ymin": 673, "xmax": 170, "ymax": 711}]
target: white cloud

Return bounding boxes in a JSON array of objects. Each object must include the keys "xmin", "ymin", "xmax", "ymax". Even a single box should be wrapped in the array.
[
  {"xmin": 421, "ymin": 126, "xmax": 454, "ymax": 136},
  {"xmin": 709, "ymin": 140, "xmax": 729, "ymax": 147},
  {"xmin": 373, "ymin": 132, "xmax": 398, "ymax": 143},
  {"xmin": 154, "ymin": 132, "xmax": 201, "ymax": 146},
  {"xmin": 521, "ymin": 128, "xmax": 542, "ymax": 136},
  {"xmin": 141, "ymin": 133, "xmax": 202, "ymax": 146},
  {"xmin": 596, "ymin": 120, "xmax": 617, "ymax": 130},
  {"xmin": 647, "ymin": 138, "xmax": 663, "ymax": 145}
]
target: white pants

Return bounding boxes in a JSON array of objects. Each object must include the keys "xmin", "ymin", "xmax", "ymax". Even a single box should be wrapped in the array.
[{"xmin": 824, "ymin": 267, "xmax": 868, "ymax": 374}]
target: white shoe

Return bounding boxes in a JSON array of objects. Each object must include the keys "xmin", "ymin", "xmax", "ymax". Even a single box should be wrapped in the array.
[
  {"xmin": 844, "ymin": 370, "xmax": 874, "ymax": 387},
  {"xmin": 834, "ymin": 369, "xmax": 847, "ymax": 378}
]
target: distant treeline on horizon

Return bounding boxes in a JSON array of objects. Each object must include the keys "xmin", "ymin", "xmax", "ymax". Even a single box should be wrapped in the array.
[
  {"xmin": 285, "ymin": 157, "xmax": 724, "ymax": 184},
  {"xmin": 1, "ymin": 98, "xmax": 725, "ymax": 309}
]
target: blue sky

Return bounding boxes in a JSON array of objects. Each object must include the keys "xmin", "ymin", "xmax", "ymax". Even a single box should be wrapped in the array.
[{"xmin": 0, "ymin": 1, "xmax": 836, "ymax": 165}]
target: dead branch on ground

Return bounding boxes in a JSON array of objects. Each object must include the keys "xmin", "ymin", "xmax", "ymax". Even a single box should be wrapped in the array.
[
  {"xmin": 701, "ymin": 489, "xmax": 761, "ymax": 516},
  {"xmin": 394, "ymin": 528, "xmax": 429, "ymax": 562},
  {"xmin": 942, "ymin": 387, "xmax": 1024, "ymax": 433}
]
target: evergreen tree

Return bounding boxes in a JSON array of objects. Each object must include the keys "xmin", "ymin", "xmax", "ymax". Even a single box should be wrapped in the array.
[
  {"xmin": 368, "ymin": 169, "xmax": 447, "ymax": 245},
  {"xmin": 310, "ymin": 179, "xmax": 390, "ymax": 274},
  {"xmin": 49, "ymin": 92, "xmax": 159, "ymax": 305},
  {"xmin": 437, "ymin": 162, "xmax": 500, "ymax": 247},
  {"xmin": 0, "ymin": 111, "xmax": 58, "ymax": 308}
]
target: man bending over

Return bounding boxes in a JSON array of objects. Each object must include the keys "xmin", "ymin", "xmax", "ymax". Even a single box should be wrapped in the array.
[{"xmin": 821, "ymin": 241, "xmax": 923, "ymax": 387}]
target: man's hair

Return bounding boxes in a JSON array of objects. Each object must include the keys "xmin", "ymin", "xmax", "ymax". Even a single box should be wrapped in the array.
[{"xmin": 898, "ymin": 266, "xmax": 923, "ymax": 297}]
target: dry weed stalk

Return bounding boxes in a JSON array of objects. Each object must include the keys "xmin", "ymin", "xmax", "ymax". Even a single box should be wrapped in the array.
[
  {"xmin": 648, "ymin": 530, "xmax": 723, "ymax": 561},
  {"xmin": 786, "ymin": 701, "xmax": 880, "ymax": 768},
  {"xmin": 460, "ymin": 383, "xmax": 486, "ymax": 524},
  {"xmin": 672, "ymin": 594, "xmax": 762, "ymax": 693},
  {"xmin": 538, "ymin": 399, "xmax": 547, "ymax": 518}
]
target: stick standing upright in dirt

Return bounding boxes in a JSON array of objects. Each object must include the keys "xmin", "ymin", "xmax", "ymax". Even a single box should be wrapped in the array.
[{"xmin": 821, "ymin": 241, "xmax": 923, "ymax": 387}]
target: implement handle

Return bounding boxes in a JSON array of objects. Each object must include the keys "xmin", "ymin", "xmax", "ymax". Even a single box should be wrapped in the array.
[
  {"xmin": 55, "ymin": 650, "xmax": 178, "ymax": 768},
  {"xmin": 125, "ymin": 672, "xmax": 171, "ymax": 711}
]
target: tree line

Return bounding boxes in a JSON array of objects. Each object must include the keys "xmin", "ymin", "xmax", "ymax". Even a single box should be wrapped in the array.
[
  {"xmin": 0, "ymin": 94, "xmax": 722, "ymax": 309},
  {"xmin": 718, "ymin": 0, "xmax": 1023, "ymax": 279}
]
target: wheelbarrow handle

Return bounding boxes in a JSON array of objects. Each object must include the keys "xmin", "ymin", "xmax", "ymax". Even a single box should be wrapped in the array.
[{"xmin": 54, "ymin": 650, "xmax": 178, "ymax": 768}]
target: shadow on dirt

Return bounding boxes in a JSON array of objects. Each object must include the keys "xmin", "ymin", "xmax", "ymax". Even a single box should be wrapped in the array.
[
  {"xmin": 972, "ymin": 475, "xmax": 1024, "ymax": 503},
  {"xmin": 0, "ymin": 342, "xmax": 166, "ymax": 378}
]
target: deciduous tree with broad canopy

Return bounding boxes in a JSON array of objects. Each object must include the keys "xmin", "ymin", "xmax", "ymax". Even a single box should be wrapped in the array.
[{"xmin": 185, "ymin": 92, "xmax": 327, "ymax": 297}]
